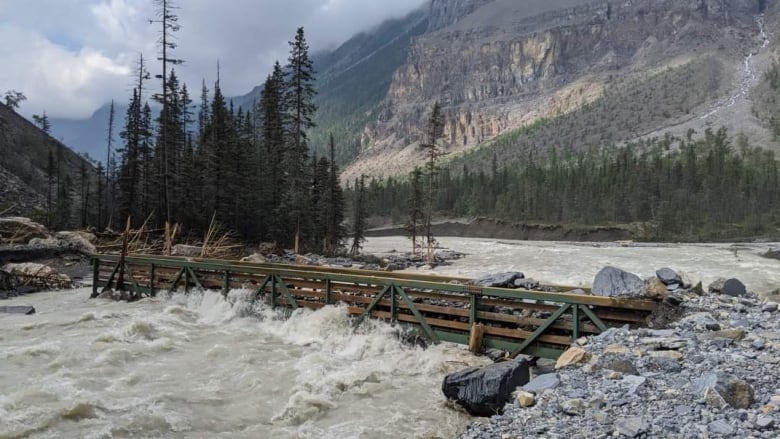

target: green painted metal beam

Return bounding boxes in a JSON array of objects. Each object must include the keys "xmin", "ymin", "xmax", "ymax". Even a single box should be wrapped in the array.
[
  {"xmin": 91, "ymin": 259, "xmax": 100, "ymax": 298},
  {"xmin": 511, "ymin": 303, "xmax": 572, "ymax": 358},
  {"xmin": 169, "ymin": 267, "xmax": 185, "ymax": 292},
  {"xmin": 275, "ymin": 274, "xmax": 299, "ymax": 310},
  {"xmin": 353, "ymin": 284, "xmax": 392, "ymax": 328},
  {"xmin": 186, "ymin": 267, "xmax": 204, "ymax": 290},
  {"xmin": 578, "ymin": 304, "xmax": 609, "ymax": 332},
  {"xmin": 432, "ymin": 330, "xmax": 563, "ymax": 360},
  {"xmin": 394, "ymin": 285, "xmax": 439, "ymax": 343},
  {"xmin": 100, "ymin": 262, "xmax": 120, "ymax": 294},
  {"xmin": 254, "ymin": 274, "xmax": 272, "ymax": 302}
]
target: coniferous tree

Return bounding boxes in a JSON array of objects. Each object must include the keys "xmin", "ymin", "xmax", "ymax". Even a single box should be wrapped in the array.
[
  {"xmin": 118, "ymin": 89, "xmax": 141, "ymax": 223},
  {"xmin": 257, "ymin": 62, "xmax": 288, "ymax": 242},
  {"xmin": 324, "ymin": 134, "xmax": 346, "ymax": 255},
  {"xmin": 32, "ymin": 111, "xmax": 51, "ymax": 134},
  {"xmin": 421, "ymin": 102, "xmax": 445, "ymax": 261},
  {"xmin": 152, "ymin": 0, "xmax": 184, "ymax": 225},
  {"xmin": 283, "ymin": 27, "xmax": 317, "ymax": 251},
  {"xmin": 406, "ymin": 167, "xmax": 424, "ymax": 255},
  {"xmin": 350, "ymin": 176, "xmax": 367, "ymax": 256},
  {"xmin": 102, "ymin": 100, "xmax": 116, "ymax": 228}
]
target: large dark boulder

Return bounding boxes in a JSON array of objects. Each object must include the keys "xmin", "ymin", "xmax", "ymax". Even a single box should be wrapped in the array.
[
  {"xmin": 592, "ymin": 266, "xmax": 644, "ymax": 297},
  {"xmin": 442, "ymin": 359, "xmax": 530, "ymax": 416},
  {"xmin": 473, "ymin": 272, "xmax": 524, "ymax": 288},
  {"xmin": 721, "ymin": 278, "xmax": 747, "ymax": 297}
]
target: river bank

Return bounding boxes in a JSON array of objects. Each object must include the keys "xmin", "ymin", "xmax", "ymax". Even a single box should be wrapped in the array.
[{"xmin": 365, "ymin": 217, "xmax": 780, "ymax": 243}]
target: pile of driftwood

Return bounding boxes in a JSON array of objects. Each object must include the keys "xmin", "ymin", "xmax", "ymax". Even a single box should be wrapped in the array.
[{"xmin": 95, "ymin": 214, "xmax": 243, "ymax": 259}]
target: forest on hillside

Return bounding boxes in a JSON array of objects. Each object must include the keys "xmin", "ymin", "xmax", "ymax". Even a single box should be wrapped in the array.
[{"xmin": 360, "ymin": 127, "xmax": 780, "ymax": 241}]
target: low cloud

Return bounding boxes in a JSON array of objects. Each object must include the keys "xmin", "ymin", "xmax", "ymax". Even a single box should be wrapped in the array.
[{"xmin": 0, "ymin": 0, "xmax": 427, "ymax": 119}]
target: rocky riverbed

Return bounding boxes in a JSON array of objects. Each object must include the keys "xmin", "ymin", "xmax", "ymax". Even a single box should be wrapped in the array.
[{"xmin": 459, "ymin": 286, "xmax": 780, "ymax": 438}]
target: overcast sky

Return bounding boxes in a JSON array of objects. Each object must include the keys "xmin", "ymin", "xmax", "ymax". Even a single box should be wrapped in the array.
[{"xmin": 0, "ymin": 0, "xmax": 426, "ymax": 119}]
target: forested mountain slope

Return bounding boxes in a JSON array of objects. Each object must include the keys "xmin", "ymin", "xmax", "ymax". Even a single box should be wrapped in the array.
[
  {"xmin": 344, "ymin": 0, "xmax": 780, "ymax": 180},
  {"xmin": 0, "ymin": 103, "xmax": 96, "ymax": 225}
]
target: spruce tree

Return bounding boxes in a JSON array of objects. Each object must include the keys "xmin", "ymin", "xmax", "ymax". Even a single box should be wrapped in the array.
[
  {"xmin": 421, "ymin": 102, "xmax": 445, "ymax": 261},
  {"xmin": 257, "ymin": 62, "xmax": 288, "ymax": 242},
  {"xmin": 324, "ymin": 134, "xmax": 346, "ymax": 255},
  {"xmin": 350, "ymin": 176, "xmax": 367, "ymax": 256},
  {"xmin": 283, "ymin": 27, "xmax": 317, "ymax": 251}
]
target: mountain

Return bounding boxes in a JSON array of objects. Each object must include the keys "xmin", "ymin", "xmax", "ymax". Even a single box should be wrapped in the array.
[
  {"xmin": 49, "ymin": 0, "xmax": 780, "ymax": 181},
  {"xmin": 343, "ymin": 0, "xmax": 780, "ymax": 180},
  {"xmin": 0, "ymin": 103, "xmax": 97, "ymax": 220},
  {"xmin": 50, "ymin": 102, "xmax": 125, "ymax": 165}
]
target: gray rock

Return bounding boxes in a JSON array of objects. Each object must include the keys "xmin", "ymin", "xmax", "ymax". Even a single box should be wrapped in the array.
[
  {"xmin": 622, "ymin": 375, "xmax": 646, "ymax": 394},
  {"xmin": 679, "ymin": 312, "xmax": 720, "ymax": 331},
  {"xmin": 756, "ymin": 415, "xmax": 774, "ymax": 429},
  {"xmin": 648, "ymin": 356, "xmax": 682, "ymax": 373},
  {"xmin": 473, "ymin": 272, "xmax": 524, "ymax": 288},
  {"xmin": 522, "ymin": 373, "xmax": 561, "ymax": 393},
  {"xmin": 693, "ymin": 373, "xmax": 754, "ymax": 409},
  {"xmin": 708, "ymin": 420, "xmax": 734, "ymax": 435},
  {"xmin": 722, "ymin": 278, "xmax": 747, "ymax": 297},
  {"xmin": 656, "ymin": 267, "xmax": 682, "ymax": 285},
  {"xmin": 709, "ymin": 278, "xmax": 727, "ymax": 293},
  {"xmin": 442, "ymin": 359, "xmax": 530, "ymax": 416},
  {"xmin": 603, "ymin": 358, "xmax": 639, "ymax": 376},
  {"xmin": 615, "ymin": 416, "xmax": 648, "ymax": 437},
  {"xmin": 560, "ymin": 398, "xmax": 585, "ymax": 415},
  {"xmin": 592, "ymin": 266, "xmax": 644, "ymax": 297},
  {"xmin": 762, "ymin": 302, "xmax": 779, "ymax": 312},
  {"xmin": 513, "ymin": 278, "xmax": 539, "ymax": 289}
]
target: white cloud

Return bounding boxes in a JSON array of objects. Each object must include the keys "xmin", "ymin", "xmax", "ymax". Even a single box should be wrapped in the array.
[
  {"xmin": 0, "ymin": 0, "xmax": 427, "ymax": 118},
  {"xmin": 0, "ymin": 24, "xmax": 131, "ymax": 118}
]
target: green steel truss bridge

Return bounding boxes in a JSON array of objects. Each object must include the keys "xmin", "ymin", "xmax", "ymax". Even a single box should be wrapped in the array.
[{"xmin": 91, "ymin": 254, "xmax": 659, "ymax": 359}]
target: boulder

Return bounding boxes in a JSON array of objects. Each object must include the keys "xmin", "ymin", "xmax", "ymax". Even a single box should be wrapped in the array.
[
  {"xmin": 442, "ymin": 359, "xmax": 530, "ymax": 416},
  {"xmin": 516, "ymin": 390, "xmax": 535, "ymax": 407},
  {"xmin": 708, "ymin": 278, "xmax": 727, "ymax": 293},
  {"xmin": 241, "ymin": 253, "xmax": 267, "ymax": 263},
  {"xmin": 473, "ymin": 272, "xmax": 524, "ymax": 288},
  {"xmin": 592, "ymin": 267, "xmax": 643, "ymax": 297},
  {"xmin": 173, "ymin": 244, "xmax": 202, "ymax": 257},
  {"xmin": 1, "ymin": 262, "xmax": 70, "ymax": 283},
  {"xmin": 555, "ymin": 346, "xmax": 589, "ymax": 369},
  {"xmin": 603, "ymin": 358, "xmax": 639, "ymax": 376},
  {"xmin": 29, "ymin": 231, "xmax": 97, "ymax": 255},
  {"xmin": 693, "ymin": 373, "xmax": 754, "ymax": 409},
  {"xmin": 678, "ymin": 312, "xmax": 720, "ymax": 331},
  {"xmin": 522, "ymin": 373, "xmax": 560, "ymax": 393},
  {"xmin": 514, "ymin": 278, "xmax": 539, "ymax": 289},
  {"xmin": 721, "ymin": 278, "xmax": 747, "ymax": 297},
  {"xmin": 0, "ymin": 217, "xmax": 49, "ymax": 244},
  {"xmin": 656, "ymin": 267, "xmax": 682, "ymax": 286},
  {"xmin": 642, "ymin": 277, "xmax": 668, "ymax": 300}
]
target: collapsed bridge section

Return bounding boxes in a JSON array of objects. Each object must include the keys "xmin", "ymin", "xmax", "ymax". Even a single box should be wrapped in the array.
[{"xmin": 91, "ymin": 254, "xmax": 659, "ymax": 359}]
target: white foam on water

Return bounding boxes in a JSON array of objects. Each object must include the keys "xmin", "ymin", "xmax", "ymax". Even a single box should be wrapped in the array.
[{"xmin": 0, "ymin": 286, "xmax": 487, "ymax": 438}]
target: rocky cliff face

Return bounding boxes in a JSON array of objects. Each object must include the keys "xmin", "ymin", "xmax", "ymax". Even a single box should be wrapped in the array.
[{"xmin": 345, "ymin": 0, "xmax": 775, "ymax": 180}]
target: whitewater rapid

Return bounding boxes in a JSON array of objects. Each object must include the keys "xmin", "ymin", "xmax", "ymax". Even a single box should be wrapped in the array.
[{"xmin": 0, "ymin": 287, "xmax": 486, "ymax": 438}]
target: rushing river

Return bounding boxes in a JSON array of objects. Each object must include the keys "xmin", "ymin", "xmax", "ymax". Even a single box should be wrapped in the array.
[{"xmin": 1, "ymin": 237, "xmax": 779, "ymax": 438}]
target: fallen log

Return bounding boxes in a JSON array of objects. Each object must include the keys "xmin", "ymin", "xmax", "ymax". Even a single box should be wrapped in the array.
[{"xmin": 0, "ymin": 305, "xmax": 36, "ymax": 314}]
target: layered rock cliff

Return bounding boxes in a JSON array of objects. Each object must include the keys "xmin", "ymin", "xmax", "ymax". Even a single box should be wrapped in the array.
[{"xmin": 344, "ymin": 0, "xmax": 776, "ymax": 180}]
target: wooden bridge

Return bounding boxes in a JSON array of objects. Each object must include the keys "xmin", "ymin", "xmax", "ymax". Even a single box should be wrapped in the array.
[{"xmin": 91, "ymin": 254, "xmax": 659, "ymax": 359}]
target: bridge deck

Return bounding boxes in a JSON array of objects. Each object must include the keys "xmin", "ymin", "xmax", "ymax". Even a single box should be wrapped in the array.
[{"xmin": 91, "ymin": 254, "xmax": 659, "ymax": 359}]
